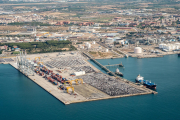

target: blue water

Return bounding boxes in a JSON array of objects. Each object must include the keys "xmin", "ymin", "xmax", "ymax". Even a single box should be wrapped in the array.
[{"xmin": 0, "ymin": 55, "xmax": 180, "ymax": 120}]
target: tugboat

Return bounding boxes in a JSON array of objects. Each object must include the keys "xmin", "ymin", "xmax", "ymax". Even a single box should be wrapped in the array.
[
  {"xmin": 135, "ymin": 74, "xmax": 157, "ymax": 89},
  {"xmin": 115, "ymin": 68, "xmax": 123, "ymax": 77}
]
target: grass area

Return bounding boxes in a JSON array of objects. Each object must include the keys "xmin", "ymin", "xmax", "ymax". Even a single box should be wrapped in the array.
[
  {"xmin": 12, "ymin": 51, "xmax": 20, "ymax": 54},
  {"xmin": 89, "ymin": 51, "xmax": 117, "ymax": 58},
  {"xmin": 8, "ymin": 22, "xmax": 51, "ymax": 26},
  {"xmin": 89, "ymin": 51, "xmax": 97, "ymax": 54},
  {"xmin": 0, "ymin": 40, "xmax": 76, "ymax": 54},
  {"xmin": 114, "ymin": 50, "xmax": 123, "ymax": 54}
]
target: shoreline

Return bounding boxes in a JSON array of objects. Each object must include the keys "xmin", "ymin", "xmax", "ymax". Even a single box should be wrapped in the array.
[{"xmin": 87, "ymin": 51, "xmax": 180, "ymax": 59}]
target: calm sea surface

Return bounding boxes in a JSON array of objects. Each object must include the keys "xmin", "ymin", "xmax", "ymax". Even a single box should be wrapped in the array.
[{"xmin": 0, "ymin": 54, "xmax": 180, "ymax": 120}]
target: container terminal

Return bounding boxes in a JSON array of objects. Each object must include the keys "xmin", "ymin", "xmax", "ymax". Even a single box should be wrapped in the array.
[{"xmin": 1, "ymin": 51, "xmax": 157, "ymax": 105}]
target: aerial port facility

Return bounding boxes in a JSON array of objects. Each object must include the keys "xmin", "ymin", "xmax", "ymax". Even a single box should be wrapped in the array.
[{"xmin": 0, "ymin": 50, "xmax": 156, "ymax": 105}]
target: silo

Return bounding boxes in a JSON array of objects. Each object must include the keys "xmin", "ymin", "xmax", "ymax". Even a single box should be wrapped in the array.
[{"xmin": 134, "ymin": 47, "xmax": 142, "ymax": 54}]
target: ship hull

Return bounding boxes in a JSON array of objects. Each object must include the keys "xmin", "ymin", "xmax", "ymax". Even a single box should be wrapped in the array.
[
  {"xmin": 115, "ymin": 72, "xmax": 123, "ymax": 77},
  {"xmin": 135, "ymin": 79, "xmax": 156, "ymax": 89}
]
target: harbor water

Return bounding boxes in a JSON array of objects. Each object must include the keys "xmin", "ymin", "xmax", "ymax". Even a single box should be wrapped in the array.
[{"xmin": 0, "ymin": 54, "xmax": 180, "ymax": 120}]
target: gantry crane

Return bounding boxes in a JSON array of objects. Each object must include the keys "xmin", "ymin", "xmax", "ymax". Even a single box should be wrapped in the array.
[
  {"xmin": 63, "ymin": 79, "xmax": 83, "ymax": 94},
  {"xmin": 35, "ymin": 57, "xmax": 41, "ymax": 61}
]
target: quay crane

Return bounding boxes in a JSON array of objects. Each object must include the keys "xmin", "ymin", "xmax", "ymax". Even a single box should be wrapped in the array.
[
  {"xmin": 66, "ymin": 86, "xmax": 74, "ymax": 94},
  {"xmin": 35, "ymin": 57, "xmax": 41, "ymax": 61},
  {"xmin": 63, "ymin": 79, "xmax": 84, "ymax": 94},
  {"xmin": 63, "ymin": 81, "xmax": 74, "ymax": 94},
  {"xmin": 65, "ymin": 79, "xmax": 83, "ymax": 86},
  {"xmin": 74, "ymin": 79, "xmax": 83, "ymax": 85}
]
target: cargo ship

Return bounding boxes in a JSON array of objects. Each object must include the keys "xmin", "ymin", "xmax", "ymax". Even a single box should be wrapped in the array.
[
  {"xmin": 115, "ymin": 68, "xmax": 123, "ymax": 77},
  {"xmin": 135, "ymin": 74, "xmax": 157, "ymax": 89}
]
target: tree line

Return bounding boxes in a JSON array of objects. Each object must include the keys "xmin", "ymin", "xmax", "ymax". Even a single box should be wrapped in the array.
[{"xmin": 0, "ymin": 40, "xmax": 77, "ymax": 54}]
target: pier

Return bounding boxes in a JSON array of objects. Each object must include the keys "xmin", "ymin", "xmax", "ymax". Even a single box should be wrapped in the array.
[
  {"xmin": 82, "ymin": 52, "xmax": 117, "ymax": 76},
  {"xmin": 82, "ymin": 51, "xmax": 158, "ymax": 94},
  {"xmin": 104, "ymin": 63, "xmax": 123, "ymax": 67}
]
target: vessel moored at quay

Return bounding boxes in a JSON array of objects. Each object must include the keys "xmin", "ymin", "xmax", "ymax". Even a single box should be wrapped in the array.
[
  {"xmin": 135, "ymin": 74, "xmax": 157, "ymax": 89},
  {"xmin": 115, "ymin": 68, "xmax": 123, "ymax": 77}
]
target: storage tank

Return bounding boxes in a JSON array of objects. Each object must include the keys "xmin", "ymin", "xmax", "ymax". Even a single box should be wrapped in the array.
[
  {"xmin": 85, "ymin": 42, "xmax": 89, "ymax": 46},
  {"xmin": 86, "ymin": 43, "xmax": 91, "ymax": 49},
  {"xmin": 134, "ymin": 47, "xmax": 142, "ymax": 54},
  {"xmin": 176, "ymin": 45, "xmax": 179, "ymax": 50},
  {"xmin": 159, "ymin": 44, "xmax": 162, "ymax": 49},
  {"xmin": 106, "ymin": 49, "xmax": 109, "ymax": 52},
  {"xmin": 78, "ymin": 45, "xmax": 82, "ymax": 48}
]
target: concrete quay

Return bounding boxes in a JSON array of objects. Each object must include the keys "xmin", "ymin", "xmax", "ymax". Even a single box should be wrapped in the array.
[
  {"xmin": 1, "ymin": 51, "xmax": 157, "ymax": 105},
  {"xmin": 82, "ymin": 51, "xmax": 117, "ymax": 76},
  {"xmin": 8, "ymin": 62, "xmax": 157, "ymax": 105},
  {"xmin": 12, "ymin": 64, "xmax": 88, "ymax": 104}
]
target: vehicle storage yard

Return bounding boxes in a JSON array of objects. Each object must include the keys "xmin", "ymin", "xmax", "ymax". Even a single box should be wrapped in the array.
[
  {"xmin": 2, "ymin": 51, "xmax": 157, "ymax": 105},
  {"xmin": 75, "ymin": 73, "xmax": 146, "ymax": 96}
]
